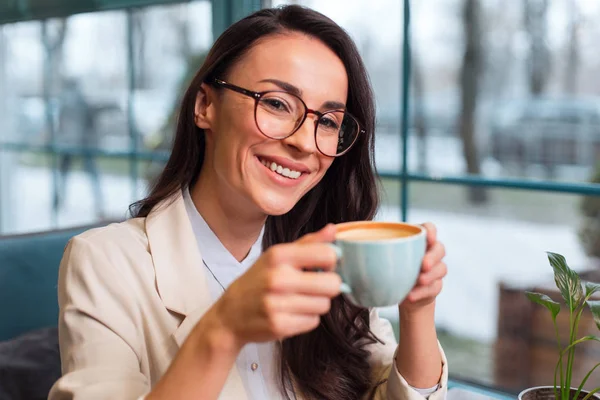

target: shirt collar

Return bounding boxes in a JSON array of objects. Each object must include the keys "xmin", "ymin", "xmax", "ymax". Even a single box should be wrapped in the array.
[{"xmin": 183, "ymin": 187, "xmax": 264, "ymax": 269}]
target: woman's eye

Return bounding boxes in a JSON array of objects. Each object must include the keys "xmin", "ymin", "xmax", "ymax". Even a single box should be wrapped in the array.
[
  {"xmin": 320, "ymin": 117, "xmax": 340, "ymax": 130},
  {"xmin": 263, "ymin": 98, "xmax": 290, "ymax": 112}
]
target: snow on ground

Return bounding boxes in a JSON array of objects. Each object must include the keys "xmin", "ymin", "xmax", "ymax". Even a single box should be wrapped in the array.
[
  {"xmin": 377, "ymin": 206, "xmax": 586, "ymax": 342},
  {"xmin": 4, "ymin": 165, "xmax": 147, "ymax": 233}
]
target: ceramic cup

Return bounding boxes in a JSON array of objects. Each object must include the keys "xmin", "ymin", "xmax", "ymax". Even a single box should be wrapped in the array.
[{"xmin": 330, "ymin": 221, "xmax": 426, "ymax": 308}]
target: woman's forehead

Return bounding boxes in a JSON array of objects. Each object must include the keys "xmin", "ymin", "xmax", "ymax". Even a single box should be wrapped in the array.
[{"xmin": 228, "ymin": 33, "xmax": 349, "ymax": 104}]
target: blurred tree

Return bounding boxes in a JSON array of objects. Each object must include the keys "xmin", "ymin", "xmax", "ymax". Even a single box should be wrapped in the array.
[
  {"xmin": 167, "ymin": 5, "xmax": 193, "ymax": 62},
  {"xmin": 564, "ymin": 0, "xmax": 580, "ymax": 94},
  {"xmin": 41, "ymin": 18, "xmax": 67, "ymax": 221},
  {"xmin": 480, "ymin": 2, "xmax": 520, "ymax": 100},
  {"xmin": 142, "ymin": 4, "xmax": 205, "ymax": 184},
  {"xmin": 160, "ymin": 51, "xmax": 208, "ymax": 145},
  {"xmin": 523, "ymin": 0, "xmax": 550, "ymax": 96},
  {"xmin": 131, "ymin": 8, "xmax": 150, "ymax": 89},
  {"xmin": 41, "ymin": 18, "xmax": 68, "ymax": 97},
  {"xmin": 459, "ymin": 0, "xmax": 487, "ymax": 204},
  {"xmin": 145, "ymin": 51, "xmax": 207, "ymax": 185},
  {"xmin": 412, "ymin": 53, "xmax": 428, "ymax": 174}
]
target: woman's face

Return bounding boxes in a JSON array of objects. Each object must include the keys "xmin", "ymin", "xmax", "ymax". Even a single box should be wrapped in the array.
[{"xmin": 196, "ymin": 32, "xmax": 349, "ymax": 216}]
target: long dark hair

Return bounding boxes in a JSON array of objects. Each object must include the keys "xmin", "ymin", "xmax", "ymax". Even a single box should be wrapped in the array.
[{"xmin": 131, "ymin": 5, "xmax": 381, "ymax": 399}]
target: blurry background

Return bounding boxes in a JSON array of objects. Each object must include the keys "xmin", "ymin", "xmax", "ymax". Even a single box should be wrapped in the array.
[{"xmin": 1, "ymin": 0, "xmax": 600, "ymax": 394}]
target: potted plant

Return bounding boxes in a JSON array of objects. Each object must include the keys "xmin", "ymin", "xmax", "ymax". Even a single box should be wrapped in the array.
[{"xmin": 519, "ymin": 252, "xmax": 600, "ymax": 399}]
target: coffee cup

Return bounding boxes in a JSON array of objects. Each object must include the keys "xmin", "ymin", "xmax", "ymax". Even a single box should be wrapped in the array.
[{"xmin": 330, "ymin": 221, "xmax": 426, "ymax": 308}]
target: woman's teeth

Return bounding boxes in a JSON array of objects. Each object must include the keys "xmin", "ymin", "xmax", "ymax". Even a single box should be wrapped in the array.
[{"xmin": 260, "ymin": 158, "xmax": 302, "ymax": 179}]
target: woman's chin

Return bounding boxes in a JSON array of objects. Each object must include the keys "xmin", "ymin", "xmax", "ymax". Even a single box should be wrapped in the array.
[
  {"xmin": 262, "ymin": 203, "xmax": 296, "ymax": 217},
  {"xmin": 254, "ymin": 194, "xmax": 299, "ymax": 216}
]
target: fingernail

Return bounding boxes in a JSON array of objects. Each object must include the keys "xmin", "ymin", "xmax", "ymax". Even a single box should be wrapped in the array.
[
  {"xmin": 327, "ymin": 244, "xmax": 342, "ymax": 260},
  {"xmin": 340, "ymin": 282, "xmax": 352, "ymax": 293}
]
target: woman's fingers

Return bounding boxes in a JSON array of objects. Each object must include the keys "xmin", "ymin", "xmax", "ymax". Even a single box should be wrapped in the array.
[
  {"xmin": 221, "ymin": 228, "xmax": 345, "ymax": 344},
  {"xmin": 422, "ymin": 241, "xmax": 446, "ymax": 272},
  {"xmin": 296, "ymin": 224, "xmax": 336, "ymax": 244},
  {"xmin": 266, "ymin": 266, "xmax": 342, "ymax": 297},
  {"xmin": 418, "ymin": 261, "xmax": 448, "ymax": 286},
  {"xmin": 265, "ymin": 293, "xmax": 332, "ymax": 315},
  {"xmin": 265, "ymin": 242, "xmax": 339, "ymax": 271},
  {"xmin": 260, "ymin": 242, "xmax": 343, "ymax": 297},
  {"xmin": 407, "ymin": 260, "xmax": 447, "ymax": 303},
  {"xmin": 406, "ymin": 279, "xmax": 443, "ymax": 303},
  {"xmin": 421, "ymin": 222, "xmax": 437, "ymax": 248}
]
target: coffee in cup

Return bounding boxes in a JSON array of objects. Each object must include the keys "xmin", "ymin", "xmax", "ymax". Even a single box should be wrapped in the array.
[{"xmin": 331, "ymin": 221, "xmax": 426, "ymax": 308}]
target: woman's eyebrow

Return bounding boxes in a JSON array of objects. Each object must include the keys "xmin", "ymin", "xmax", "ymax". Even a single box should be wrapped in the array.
[
  {"xmin": 259, "ymin": 78, "xmax": 301, "ymax": 96},
  {"xmin": 322, "ymin": 100, "xmax": 346, "ymax": 110},
  {"xmin": 259, "ymin": 78, "xmax": 346, "ymax": 110}
]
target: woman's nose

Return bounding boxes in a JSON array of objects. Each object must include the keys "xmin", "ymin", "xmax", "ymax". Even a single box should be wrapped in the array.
[{"xmin": 281, "ymin": 115, "xmax": 319, "ymax": 154}]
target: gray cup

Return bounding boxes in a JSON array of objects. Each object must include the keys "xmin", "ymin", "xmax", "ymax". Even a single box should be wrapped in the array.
[{"xmin": 330, "ymin": 221, "xmax": 426, "ymax": 308}]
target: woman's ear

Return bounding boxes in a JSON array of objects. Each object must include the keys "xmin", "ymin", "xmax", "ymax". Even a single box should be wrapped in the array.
[{"xmin": 194, "ymin": 83, "xmax": 215, "ymax": 130}]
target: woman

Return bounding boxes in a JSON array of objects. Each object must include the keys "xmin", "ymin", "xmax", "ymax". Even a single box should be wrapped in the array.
[{"xmin": 49, "ymin": 5, "xmax": 448, "ymax": 400}]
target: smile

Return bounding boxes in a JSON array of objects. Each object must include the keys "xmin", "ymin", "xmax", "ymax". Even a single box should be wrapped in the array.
[{"xmin": 258, "ymin": 157, "xmax": 303, "ymax": 180}]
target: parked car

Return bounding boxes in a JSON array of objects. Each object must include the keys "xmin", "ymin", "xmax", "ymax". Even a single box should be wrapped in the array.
[
  {"xmin": 376, "ymin": 95, "xmax": 460, "ymax": 138},
  {"xmin": 489, "ymin": 97, "xmax": 600, "ymax": 176}
]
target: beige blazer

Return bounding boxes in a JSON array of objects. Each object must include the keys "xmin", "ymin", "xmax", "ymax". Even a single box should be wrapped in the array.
[{"xmin": 49, "ymin": 193, "xmax": 448, "ymax": 400}]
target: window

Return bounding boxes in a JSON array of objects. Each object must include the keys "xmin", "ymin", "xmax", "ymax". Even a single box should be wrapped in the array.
[
  {"xmin": 2, "ymin": 0, "xmax": 599, "ymax": 393},
  {"xmin": 0, "ymin": 1, "xmax": 212, "ymax": 234},
  {"xmin": 273, "ymin": 0, "xmax": 600, "ymax": 393}
]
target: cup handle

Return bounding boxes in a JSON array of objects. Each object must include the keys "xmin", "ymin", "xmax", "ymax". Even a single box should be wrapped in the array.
[{"xmin": 327, "ymin": 243, "xmax": 352, "ymax": 294}]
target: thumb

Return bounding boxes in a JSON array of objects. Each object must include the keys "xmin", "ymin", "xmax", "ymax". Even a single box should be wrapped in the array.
[{"xmin": 296, "ymin": 223, "xmax": 337, "ymax": 244}]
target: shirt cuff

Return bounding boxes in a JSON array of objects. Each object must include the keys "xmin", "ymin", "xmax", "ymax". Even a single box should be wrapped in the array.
[{"xmin": 387, "ymin": 341, "xmax": 449, "ymax": 400}]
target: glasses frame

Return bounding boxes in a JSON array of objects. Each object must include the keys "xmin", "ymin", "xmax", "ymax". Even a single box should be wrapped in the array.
[{"xmin": 210, "ymin": 78, "xmax": 363, "ymax": 157}]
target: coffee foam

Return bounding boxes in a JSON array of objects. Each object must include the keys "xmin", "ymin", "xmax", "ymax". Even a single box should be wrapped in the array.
[{"xmin": 336, "ymin": 223, "xmax": 419, "ymax": 241}]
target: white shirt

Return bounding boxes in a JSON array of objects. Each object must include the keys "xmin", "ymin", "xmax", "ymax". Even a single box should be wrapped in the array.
[
  {"xmin": 183, "ymin": 188, "xmax": 439, "ymax": 399},
  {"xmin": 183, "ymin": 189, "xmax": 283, "ymax": 399}
]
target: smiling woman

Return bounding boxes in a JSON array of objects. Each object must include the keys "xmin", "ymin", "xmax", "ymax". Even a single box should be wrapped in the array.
[{"xmin": 48, "ymin": 5, "xmax": 449, "ymax": 400}]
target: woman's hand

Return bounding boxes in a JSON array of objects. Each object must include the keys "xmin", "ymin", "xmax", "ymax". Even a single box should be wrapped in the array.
[
  {"xmin": 210, "ymin": 224, "xmax": 342, "ymax": 348},
  {"xmin": 152, "ymin": 229, "xmax": 339, "ymax": 400},
  {"xmin": 400, "ymin": 222, "xmax": 447, "ymax": 313}
]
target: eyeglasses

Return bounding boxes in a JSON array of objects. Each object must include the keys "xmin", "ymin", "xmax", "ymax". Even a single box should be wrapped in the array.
[{"xmin": 210, "ymin": 78, "xmax": 363, "ymax": 157}]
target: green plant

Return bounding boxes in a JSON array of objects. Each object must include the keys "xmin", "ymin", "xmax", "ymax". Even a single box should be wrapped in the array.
[{"xmin": 525, "ymin": 252, "xmax": 600, "ymax": 400}]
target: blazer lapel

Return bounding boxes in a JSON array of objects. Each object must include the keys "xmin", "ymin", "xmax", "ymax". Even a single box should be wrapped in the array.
[
  {"xmin": 145, "ymin": 191, "xmax": 247, "ymax": 400},
  {"xmin": 145, "ymin": 193, "xmax": 209, "ymax": 316}
]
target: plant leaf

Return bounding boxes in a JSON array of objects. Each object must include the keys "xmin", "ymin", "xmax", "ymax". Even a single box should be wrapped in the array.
[
  {"xmin": 547, "ymin": 252, "xmax": 584, "ymax": 312},
  {"xmin": 587, "ymin": 300, "xmax": 600, "ymax": 331},
  {"xmin": 585, "ymin": 281, "xmax": 600, "ymax": 299},
  {"xmin": 562, "ymin": 335, "xmax": 600, "ymax": 355},
  {"xmin": 526, "ymin": 291, "xmax": 561, "ymax": 321}
]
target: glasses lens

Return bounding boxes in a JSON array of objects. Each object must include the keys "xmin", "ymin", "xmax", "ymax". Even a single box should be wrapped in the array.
[
  {"xmin": 316, "ymin": 111, "xmax": 360, "ymax": 156},
  {"xmin": 256, "ymin": 92, "xmax": 305, "ymax": 139}
]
